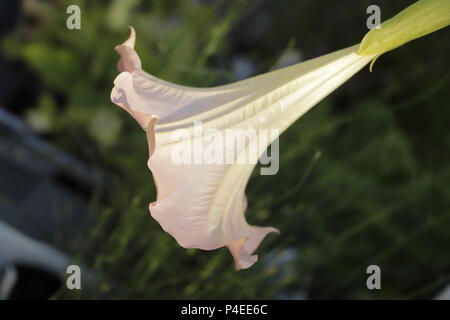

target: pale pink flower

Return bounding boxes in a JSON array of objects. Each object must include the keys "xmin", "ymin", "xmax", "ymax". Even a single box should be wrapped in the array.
[
  {"xmin": 111, "ymin": 0, "xmax": 450, "ymax": 270},
  {"xmin": 111, "ymin": 27, "xmax": 374, "ymax": 270}
]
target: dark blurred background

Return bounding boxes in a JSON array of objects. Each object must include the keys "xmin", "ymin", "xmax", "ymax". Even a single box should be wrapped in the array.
[{"xmin": 0, "ymin": 0, "xmax": 449, "ymax": 299}]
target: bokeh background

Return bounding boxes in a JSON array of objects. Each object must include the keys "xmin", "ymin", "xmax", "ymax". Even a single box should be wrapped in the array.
[{"xmin": 0, "ymin": 0, "xmax": 449, "ymax": 299}]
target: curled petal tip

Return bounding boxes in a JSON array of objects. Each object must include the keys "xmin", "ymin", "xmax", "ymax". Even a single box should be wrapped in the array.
[
  {"xmin": 228, "ymin": 227, "xmax": 279, "ymax": 271},
  {"xmin": 114, "ymin": 26, "xmax": 141, "ymax": 72},
  {"xmin": 228, "ymin": 238, "xmax": 258, "ymax": 271},
  {"xmin": 123, "ymin": 26, "xmax": 136, "ymax": 49}
]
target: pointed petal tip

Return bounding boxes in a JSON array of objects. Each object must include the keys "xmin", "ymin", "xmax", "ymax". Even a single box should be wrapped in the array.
[
  {"xmin": 114, "ymin": 26, "xmax": 141, "ymax": 73},
  {"xmin": 122, "ymin": 26, "xmax": 136, "ymax": 49},
  {"xmin": 229, "ymin": 227, "xmax": 279, "ymax": 271},
  {"xmin": 228, "ymin": 237, "xmax": 258, "ymax": 271}
]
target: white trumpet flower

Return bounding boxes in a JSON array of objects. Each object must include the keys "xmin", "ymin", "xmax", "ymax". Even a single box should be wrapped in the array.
[{"xmin": 111, "ymin": 0, "xmax": 449, "ymax": 270}]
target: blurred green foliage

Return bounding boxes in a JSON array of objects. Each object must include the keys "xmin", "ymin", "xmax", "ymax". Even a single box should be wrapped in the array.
[{"xmin": 2, "ymin": 0, "xmax": 450, "ymax": 299}]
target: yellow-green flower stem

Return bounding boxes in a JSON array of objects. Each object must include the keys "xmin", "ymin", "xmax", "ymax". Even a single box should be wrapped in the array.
[{"xmin": 359, "ymin": 0, "xmax": 450, "ymax": 71}]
